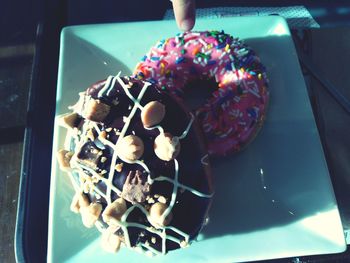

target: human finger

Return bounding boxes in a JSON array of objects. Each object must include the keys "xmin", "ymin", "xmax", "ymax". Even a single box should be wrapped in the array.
[{"xmin": 171, "ymin": 0, "xmax": 196, "ymax": 31}]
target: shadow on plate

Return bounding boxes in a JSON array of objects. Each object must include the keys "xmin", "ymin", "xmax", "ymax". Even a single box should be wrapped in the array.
[{"xmin": 201, "ymin": 35, "xmax": 337, "ymax": 239}]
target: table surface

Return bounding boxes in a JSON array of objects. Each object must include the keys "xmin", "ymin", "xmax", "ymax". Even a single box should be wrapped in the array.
[{"xmin": 2, "ymin": 1, "xmax": 350, "ymax": 262}]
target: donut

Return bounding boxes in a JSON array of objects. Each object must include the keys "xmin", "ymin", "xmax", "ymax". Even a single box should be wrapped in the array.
[
  {"xmin": 56, "ymin": 74, "xmax": 213, "ymax": 255},
  {"xmin": 134, "ymin": 31, "xmax": 269, "ymax": 156}
]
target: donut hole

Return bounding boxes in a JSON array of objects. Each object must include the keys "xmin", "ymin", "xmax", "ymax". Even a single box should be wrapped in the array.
[{"xmin": 182, "ymin": 78, "xmax": 217, "ymax": 111}]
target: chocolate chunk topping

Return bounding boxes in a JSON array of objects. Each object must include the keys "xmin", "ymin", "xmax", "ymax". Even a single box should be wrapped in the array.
[
  {"xmin": 76, "ymin": 141, "xmax": 103, "ymax": 169},
  {"xmin": 121, "ymin": 170, "xmax": 151, "ymax": 204}
]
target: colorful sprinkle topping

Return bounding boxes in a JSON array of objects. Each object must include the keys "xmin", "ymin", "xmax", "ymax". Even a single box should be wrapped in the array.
[{"xmin": 134, "ymin": 30, "xmax": 269, "ymax": 156}]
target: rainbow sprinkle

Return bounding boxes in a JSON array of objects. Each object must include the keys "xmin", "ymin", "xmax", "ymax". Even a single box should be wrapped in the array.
[{"xmin": 133, "ymin": 30, "xmax": 269, "ymax": 156}]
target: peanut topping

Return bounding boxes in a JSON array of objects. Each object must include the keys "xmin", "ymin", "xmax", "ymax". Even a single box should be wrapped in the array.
[
  {"xmin": 86, "ymin": 129, "xmax": 95, "ymax": 141},
  {"xmin": 57, "ymin": 112, "xmax": 80, "ymax": 130},
  {"xmin": 80, "ymin": 202, "xmax": 103, "ymax": 228},
  {"xmin": 115, "ymin": 163, "xmax": 123, "ymax": 172},
  {"xmin": 57, "ymin": 149, "xmax": 73, "ymax": 171},
  {"xmin": 141, "ymin": 101, "xmax": 166, "ymax": 128},
  {"xmin": 99, "ymin": 130, "xmax": 107, "ymax": 140},
  {"xmin": 154, "ymin": 133, "xmax": 181, "ymax": 161},
  {"xmin": 70, "ymin": 192, "xmax": 89, "ymax": 213},
  {"xmin": 151, "ymin": 237, "xmax": 157, "ymax": 244},
  {"xmin": 83, "ymin": 98, "xmax": 110, "ymax": 122},
  {"xmin": 158, "ymin": 196, "xmax": 167, "ymax": 204},
  {"xmin": 147, "ymin": 197, "xmax": 155, "ymax": 204},
  {"xmin": 148, "ymin": 202, "xmax": 173, "ymax": 228},
  {"xmin": 180, "ymin": 240, "xmax": 189, "ymax": 248},
  {"xmin": 101, "ymin": 228, "xmax": 121, "ymax": 253},
  {"xmin": 102, "ymin": 198, "xmax": 127, "ymax": 224},
  {"xmin": 117, "ymin": 135, "xmax": 144, "ymax": 161}
]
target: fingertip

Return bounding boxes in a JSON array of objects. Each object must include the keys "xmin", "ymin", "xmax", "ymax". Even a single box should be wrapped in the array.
[
  {"xmin": 180, "ymin": 18, "xmax": 195, "ymax": 31},
  {"xmin": 172, "ymin": 0, "xmax": 196, "ymax": 31}
]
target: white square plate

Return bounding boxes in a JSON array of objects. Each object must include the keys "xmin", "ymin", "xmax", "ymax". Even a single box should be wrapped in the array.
[{"xmin": 48, "ymin": 16, "xmax": 346, "ymax": 263}]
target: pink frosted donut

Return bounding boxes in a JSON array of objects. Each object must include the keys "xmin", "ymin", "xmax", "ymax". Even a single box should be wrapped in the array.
[{"xmin": 134, "ymin": 31, "xmax": 269, "ymax": 156}]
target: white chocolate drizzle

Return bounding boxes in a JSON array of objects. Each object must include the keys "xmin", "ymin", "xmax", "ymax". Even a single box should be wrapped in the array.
[
  {"xmin": 68, "ymin": 73, "xmax": 213, "ymax": 256},
  {"xmin": 200, "ymin": 154, "xmax": 209, "ymax": 166}
]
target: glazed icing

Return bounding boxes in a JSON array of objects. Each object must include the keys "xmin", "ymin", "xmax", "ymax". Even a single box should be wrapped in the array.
[{"xmin": 134, "ymin": 31, "xmax": 269, "ymax": 156}]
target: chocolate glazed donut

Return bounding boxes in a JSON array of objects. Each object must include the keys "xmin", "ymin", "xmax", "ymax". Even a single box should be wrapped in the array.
[{"xmin": 57, "ymin": 74, "xmax": 214, "ymax": 255}]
